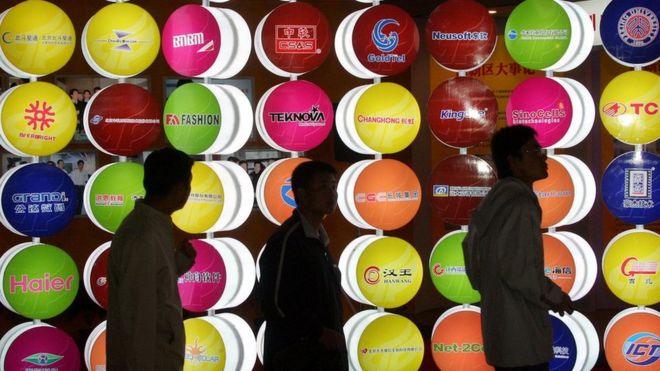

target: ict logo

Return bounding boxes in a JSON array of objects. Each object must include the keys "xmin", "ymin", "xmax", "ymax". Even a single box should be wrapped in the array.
[
  {"xmin": 623, "ymin": 332, "xmax": 660, "ymax": 366},
  {"xmin": 618, "ymin": 7, "xmax": 658, "ymax": 47},
  {"xmin": 372, "ymin": 19, "xmax": 400, "ymax": 53},
  {"xmin": 280, "ymin": 177, "xmax": 296, "ymax": 208}
]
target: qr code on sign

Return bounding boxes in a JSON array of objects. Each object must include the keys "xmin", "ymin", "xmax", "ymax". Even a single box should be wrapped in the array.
[{"xmin": 626, "ymin": 169, "xmax": 650, "ymax": 198}]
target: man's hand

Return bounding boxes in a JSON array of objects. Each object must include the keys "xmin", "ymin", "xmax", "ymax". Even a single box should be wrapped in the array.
[
  {"xmin": 319, "ymin": 328, "xmax": 345, "ymax": 351},
  {"xmin": 543, "ymin": 292, "xmax": 574, "ymax": 316},
  {"xmin": 178, "ymin": 239, "xmax": 197, "ymax": 260}
]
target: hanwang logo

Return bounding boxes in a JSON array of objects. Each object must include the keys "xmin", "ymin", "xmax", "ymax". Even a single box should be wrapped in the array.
[
  {"xmin": 602, "ymin": 102, "xmax": 627, "ymax": 117},
  {"xmin": 23, "ymin": 353, "xmax": 64, "ymax": 366},
  {"xmin": 618, "ymin": 7, "xmax": 658, "ymax": 47},
  {"xmin": 280, "ymin": 177, "xmax": 296, "ymax": 208},
  {"xmin": 364, "ymin": 266, "xmax": 380, "ymax": 285},
  {"xmin": 372, "ymin": 19, "xmax": 399, "ymax": 53},
  {"xmin": 623, "ymin": 332, "xmax": 660, "ymax": 366}
]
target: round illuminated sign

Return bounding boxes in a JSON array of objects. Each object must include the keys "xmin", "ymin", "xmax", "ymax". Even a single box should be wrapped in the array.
[
  {"xmin": 542, "ymin": 234, "xmax": 577, "ymax": 296},
  {"xmin": 429, "ymin": 231, "xmax": 480, "ymax": 304},
  {"xmin": 431, "ymin": 306, "xmax": 490, "ymax": 370},
  {"xmin": 256, "ymin": 157, "xmax": 309, "ymax": 225},
  {"xmin": 84, "ymin": 83, "xmax": 161, "ymax": 156},
  {"xmin": 178, "ymin": 239, "xmax": 227, "ymax": 313},
  {"xmin": 604, "ymin": 307, "xmax": 660, "ymax": 369},
  {"xmin": 1, "ymin": 323, "xmax": 80, "ymax": 371},
  {"xmin": 84, "ymin": 321, "xmax": 106, "ymax": 371},
  {"xmin": 549, "ymin": 314, "xmax": 582, "ymax": 370},
  {"xmin": 83, "ymin": 242, "xmax": 110, "ymax": 310},
  {"xmin": 533, "ymin": 156, "xmax": 575, "ymax": 228},
  {"xmin": 356, "ymin": 313, "xmax": 424, "ymax": 371}
]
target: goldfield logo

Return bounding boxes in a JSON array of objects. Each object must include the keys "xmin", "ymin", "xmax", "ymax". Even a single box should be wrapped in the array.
[{"xmin": 9, "ymin": 273, "xmax": 75, "ymax": 294}]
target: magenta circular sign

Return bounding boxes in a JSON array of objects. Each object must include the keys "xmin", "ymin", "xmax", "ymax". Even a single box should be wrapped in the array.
[
  {"xmin": 352, "ymin": 4, "xmax": 420, "ymax": 76},
  {"xmin": 177, "ymin": 239, "xmax": 226, "ymax": 312},
  {"xmin": 261, "ymin": 80, "xmax": 333, "ymax": 152},
  {"xmin": 506, "ymin": 77, "xmax": 573, "ymax": 148},
  {"xmin": 84, "ymin": 83, "xmax": 162, "ymax": 156},
  {"xmin": 427, "ymin": 77, "xmax": 498, "ymax": 148},
  {"xmin": 89, "ymin": 247, "xmax": 109, "ymax": 310},
  {"xmin": 260, "ymin": 2, "xmax": 331, "ymax": 74},
  {"xmin": 425, "ymin": 0, "xmax": 497, "ymax": 71},
  {"xmin": 162, "ymin": 4, "xmax": 221, "ymax": 77},
  {"xmin": 3, "ymin": 325, "xmax": 80, "ymax": 370}
]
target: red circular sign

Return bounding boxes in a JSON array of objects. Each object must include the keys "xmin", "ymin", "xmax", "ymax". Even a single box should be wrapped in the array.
[
  {"xmin": 430, "ymin": 154, "xmax": 497, "ymax": 226},
  {"xmin": 428, "ymin": 77, "xmax": 498, "ymax": 148},
  {"xmin": 352, "ymin": 4, "xmax": 419, "ymax": 76},
  {"xmin": 90, "ymin": 247, "xmax": 109, "ymax": 310},
  {"xmin": 425, "ymin": 0, "xmax": 497, "ymax": 71},
  {"xmin": 84, "ymin": 84, "xmax": 162, "ymax": 156},
  {"xmin": 261, "ymin": 2, "xmax": 331, "ymax": 74}
]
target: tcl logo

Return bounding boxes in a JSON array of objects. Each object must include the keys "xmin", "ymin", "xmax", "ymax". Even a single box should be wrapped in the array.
[{"xmin": 602, "ymin": 102, "xmax": 658, "ymax": 117}]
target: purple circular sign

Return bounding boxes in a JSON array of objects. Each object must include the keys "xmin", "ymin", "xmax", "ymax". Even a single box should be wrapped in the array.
[
  {"xmin": 3, "ymin": 324, "xmax": 80, "ymax": 370},
  {"xmin": 177, "ymin": 239, "xmax": 227, "ymax": 312}
]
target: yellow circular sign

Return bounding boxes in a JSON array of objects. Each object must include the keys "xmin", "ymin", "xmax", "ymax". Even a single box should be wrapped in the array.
[
  {"xmin": 602, "ymin": 229, "xmax": 659, "ymax": 306},
  {"xmin": 354, "ymin": 83, "xmax": 420, "ymax": 154},
  {"xmin": 0, "ymin": 0, "xmax": 75, "ymax": 76},
  {"xmin": 0, "ymin": 82, "xmax": 75, "ymax": 156},
  {"xmin": 357, "ymin": 314, "xmax": 424, "ymax": 371},
  {"xmin": 183, "ymin": 318, "xmax": 226, "ymax": 371},
  {"xmin": 173, "ymin": 162, "xmax": 224, "ymax": 234},
  {"xmin": 84, "ymin": 2, "xmax": 160, "ymax": 78},
  {"xmin": 599, "ymin": 70, "xmax": 660, "ymax": 145},
  {"xmin": 356, "ymin": 237, "xmax": 423, "ymax": 308}
]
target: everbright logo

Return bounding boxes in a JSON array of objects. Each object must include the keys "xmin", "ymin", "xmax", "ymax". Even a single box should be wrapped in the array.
[{"xmin": 623, "ymin": 332, "xmax": 660, "ymax": 366}]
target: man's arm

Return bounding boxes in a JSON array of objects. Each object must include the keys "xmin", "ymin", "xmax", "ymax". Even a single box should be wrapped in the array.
[{"xmin": 175, "ymin": 239, "xmax": 196, "ymax": 275}]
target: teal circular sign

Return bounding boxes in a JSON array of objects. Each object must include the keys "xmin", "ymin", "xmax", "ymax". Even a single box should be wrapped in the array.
[
  {"xmin": 85, "ymin": 162, "xmax": 145, "ymax": 233},
  {"xmin": 163, "ymin": 83, "xmax": 222, "ymax": 154},
  {"xmin": 2, "ymin": 243, "xmax": 79, "ymax": 319},
  {"xmin": 428, "ymin": 231, "xmax": 480, "ymax": 304},
  {"xmin": 504, "ymin": 0, "xmax": 571, "ymax": 70}
]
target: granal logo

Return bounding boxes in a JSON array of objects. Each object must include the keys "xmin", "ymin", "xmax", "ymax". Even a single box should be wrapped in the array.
[
  {"xmin": 22, "ymin": 353, "xmax": 64, "ymax": 366},
  {"xmin": 364, "ymin": 266, "xmax": 380, "ymax": 285},
  {"xmin": 275, "ymin": 25, "xmax": 318, "ymax": 54},
  {"xmin": 618, "ymin": 7, "xmax": 658, "ymax": 47},
  {"xmin": 280, "ymin": 177, "xmax": 297, "ymax": 208},
  {"xmin": 620, "ymin": 257, "xmax": 659, "ymax": 277},
  {"xmin": 372, "ymin": 19, "xmax": 400, "ymax": 53},
  {"xmin": 623, "ymin": 332, "xmax": 660, "ymax": 366}
]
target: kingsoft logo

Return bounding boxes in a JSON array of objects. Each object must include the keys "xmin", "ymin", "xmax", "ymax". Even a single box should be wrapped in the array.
[
  {"xmin": 618, "ymin": 7, "xmax": 658, "ymax": 47},
  {"xmin": 623, "ymin": 332, "xmax": 660, "ymax": 366}
]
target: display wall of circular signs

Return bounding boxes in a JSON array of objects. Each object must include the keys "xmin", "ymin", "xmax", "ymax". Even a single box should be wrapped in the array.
[
  {"xmin": 255, "ymin": 2, "xmax": 331, "ymax": 77},
  {"xmin": 162, "ymin": 4, "xmax": 251, "ymax": 79},
  {"xmin": 507, "ymin": 76, "xmax": 594, "ymax": 149},
  {"xmin": 425, "ymin": 0, "xmax": 497, "ymax": 72},
  {"xmin": 83, "ymin": 242, "xmax": 110, "ymax": 310},
  {"xmin": 84, "ymin": 162, "xmax": 145, "ymax": 234},
  {"xmin": 599, "ymin": 70, "xmax": 659, "ymax": 145},
  {"xmin": 335, "ymin": 4, "xmax": 419, "ymax": 79},
  {"xmin": 83, "ymin": 83, "xmax": 162, "ymax": 157},
  {"xmin": 0, "ymin": 81, "xmax": 76, "ymax": 157},
  {"xmin": 337, "ymin": 82, "xmax": 420, "ymax": 155},
  {"xmin": 0, "ymin": 322, "xmax": 80, "ymax": 371},
  {"xmin": 602, "ymin": 229, "xmax": 659, "ymax": 306},
  {"xmin": 604, "ymin": 307, "xmax": 660, "ymax": 370},
  {"xmin": 543, "ymin": 232, "xmax": 597, "ymax": 301},
  {"xmin": 600, "ymin": 0, "xmax": 660, "ymax": 67},
  {"xmin": 339, "ymin": 235, "xmax": 422, "ymax": 309},
  {"xmin": 338, "ymin": 159, "xmax": 421, "ymax": 231},
  {"xmin": 505, "ymin": 0, "xmax": 594, "ymax": 72},
  {"xmin": 429, "ymin": 231, "xmax": 480, "ymax": 304},
  {"xmin": 431, "ymin": 306, "xmax": 491, "ymax": 370},
  {"xmin": 84, "ymin": 321, "xmax": 106, "ymax": 371},
  {"xmin": 172, "ymin": 161, "xmax": 253, "ymax": 234},
  {"xmin": 344, "ymin": 310, "xmax": 424, "ymax": 371},
  {"xmin": 602, "ymin": 151, "xmax": 659, "ymax": 225},
  {"xmin": 255, "ymin": 80, "xmax": 333, "ymax": 153},
  {"xmin": 549, "ymin": 311, "xmax": 599, "ymax": 371},
  {"xmin": 430, "ymin": 154, "xmax": 496, "ymax": 226},
  {"xmin": 82, "ymin": 2, "xmax": 160, "ymax": 79},
  {"xmin": 178, "ymin": 238, "xmax": 255, "ymax": 312},
  {"xmin": 533, "ymin": 155, "xmax": 596, "ymax": 228},
  {"xmin": 183, "ymin": 314, "xmax": 256, "ymax": 371},
  {"xmin": 256, "ymin": 157, "xmax": 309, "ymax": 225},
  {"xmin": 164, "ymin": 82, "xmax": 253, "ymax": 155},
  {"xmin": 0, "ymin": 0, "xmax": 75, "ymax": 78},
  {"xmin": 0, "ymin": 163, "xmax": 76, "ymax": 237},
  {"xmin": 0, "ymin": 242, "xmax": 79, "ymax": 319},
  {"xmin": 427, "ymin": 77, "xmax": 498, "ymax": 148}
]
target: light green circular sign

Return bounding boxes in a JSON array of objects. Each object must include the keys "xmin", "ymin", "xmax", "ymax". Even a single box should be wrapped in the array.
[
  {"xmin": 163, "ymin": 83, "xmax": 221, "ymax": 154},
  {"xmin": 504, "ymin": 0, "xmax": 571, "ymax": 70},
  {"xmin": 429, "ymin": 231, "xmax": 480, "ymax": 304},
  {"xmin": 2, "ymin": 244, "xmax": 79, "ymax": 319},
  {"xmin": 87, "ymin": 162, "xmax": 145, "ymax": 233}
]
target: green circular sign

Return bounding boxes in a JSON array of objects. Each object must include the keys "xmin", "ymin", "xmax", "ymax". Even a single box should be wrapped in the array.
[
  {"xmin": 504, "ymin": 0, "xmax": 571, "ymax": 70},
  {"xmin": 2, "ymin": 243, "xmax": 79, "ymax": 319},
  {"xmin": 163, "ymin": 83, "xmax": 221, "ymax": 154},
  {"xmin": 428, "ymin": 231, "xmax": 480, "ymax": 304},
  {"xmin": 86, "ymin": 162, "xmax": 145, "ymax": 233}
]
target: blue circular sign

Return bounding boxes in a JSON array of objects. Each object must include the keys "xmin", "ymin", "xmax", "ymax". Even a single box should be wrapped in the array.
[
  {"xmin": 600, "ymin": 0, "xmax": 660, "ymax": 66},
  {"xmin": 0, "ymin": 163, "xmax": 76, "ymax": 237},
  {"xmin": 602, "ymin": 151, "xmax": 659, "ymax": 225},
  {"xmin": 550, "ymin": 316, "xmax": 578, "ymax": 371}
]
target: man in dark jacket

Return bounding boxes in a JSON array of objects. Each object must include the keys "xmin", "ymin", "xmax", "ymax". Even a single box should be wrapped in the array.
[{"xmin": 259, "ymin": 160, "xmax": 348, "ymax": 371}]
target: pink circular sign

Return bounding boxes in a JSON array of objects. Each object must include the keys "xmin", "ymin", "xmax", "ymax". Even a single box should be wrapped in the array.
[
  {"xmin": 90, "ymin": 248, "xmax": 109, "ymax": 310},
  {"xmin": 162, "ymin": 4, "xmax": 221, "ymax": 77},
  {"xmin": 3, "ymin": 325, "xmax": 80, "ymax": 370},
  {"xmin": 506, "ymin": 77, "xmax": 573, "ymax": 148},
  {"xmin": 177, "ymin": 239, "xmax": 226, "ymax": 312},
  {"xmin": 262, "ymin": 80, "xmax": 333, "ymax": 152}
]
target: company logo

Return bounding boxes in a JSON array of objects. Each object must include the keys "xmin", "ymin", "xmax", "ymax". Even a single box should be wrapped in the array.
[
  {"xmin": 602, "ymin": 102, "xmax": 627, "ymax": 117},
  {"xmin": 618, "ymin": 7, "xmax": 659, "ymax": 47},
  {"xmin": 544, "ymin": 266, "xmax": 573, "ymax": 280},
  {"xmin": 9, "ymin": 273, "xmax": 75, "ymax": 294},
  {"xmin": 23, "ymin": 353, "xmax": 64, "ymax": 366},
  {"xmin": 357, "ymin": 115, "xmax": 416, "ymax": 125},
  {"xmin": 95, "ymin": 194, "xmax": 125, "ymax": 206},
  {"xmin": 179, "ymin": 270, "xmax": 222, "ymax": 284},
  {"xmin": 364, "ymin": 266, "xmax": 380, "ymax": 285},
  {"xmin": 440, "ymin": 108, "xmax": 487, "ymax": 122},
  {"xmin": 431, "ymin": 31, "xmax": 489, "ymax": 41},
  {"xmin": 433, "ymin": 185, "xmax": 449, "ymax": 197},
  {"xmin": 510, "ymin": 108, "xmax": 566, "ymax": 125},
  {"xmin": 24, "ymin": 100, "xmax": 55, "ymax": 131},
  {"xmin": 624, "ymin": 168, "xmax": 654, "ymax": 209},
  {"xmin": 268, "ymin": 105, "xmax": 326, "ymax": 127},
  {"xmin": 516, "ymin": 29, "xmax": 569, "ymax": 41},
  {"xmin": 553, "ymin": 345, "xmax": 572, "ymax": 359},
  {"xmin": 621, "ymin": 257, "xmax": 659, "ymax": 277},
  {"xmin": 90, "ymin": 114, "xmax": 103, "ymax": 125},
  {"xmin": 361, "ymin": 345, "xmax": 424, "ymax": 355},
  {"xmin": 172, "ymin": 32, "xmax": 214, "ymax": 53},
  {"xmin": 1, "ymin": 33, "xmax": 72, "ymax": 46},
  {"xmin": 12, "ymin": 191, "xmax": 68, "ymax": 215},
  {"xmin": 189, "ymin": 192, "xmax": 222, "ymax": 204},
  {"xmin": 508, "ymin": 29, "xmax": 518, "ymax": 40},
  {"xmin": 433, "ymin": 185, "xmax": 490, "ymax": 198},
  {"xmin": 432, "ymin": 263, "xmax": 465, "ymax": 277},
  {"xmin": 535, "ymin": 190, "xmax": 573, "ymax": 199},
  {"xmin": 354, "ymin": 190, "xmax": 420, "ymax": 203},
  {"xmin": 164, "ymin": 114, "xmax": 219, "ymax": 126},
  {"xmin": 96, "ymin": 276, "xmax": 107, "ymax": 287},
  {"xmin": 372, "ymin": 19, "xmax": 399, "ymax": 52},
  {"xmin": 623, "ymin": 332, "xmax": 660, "ymax": 366},
  {"xmin": 98, "ymin": 30, "xmax": 140, "ymax": 52},
  {"xmin": 433, "ymin": 343, "xmax": 484, "ymax": 353},
  {"xmin": 604, "ymin": 102, "xmax": 658, "ymax": 117},
  {"xmin": 275, "ymin": 25, "xmax": 318, "ymax": 54},
  {"xmin": 280, "ymin": 177, "xmax": 296, "ymax": 208},
  {"xmin": 185, "ymin": 337, "xmax": 221, "ymax": 364}
]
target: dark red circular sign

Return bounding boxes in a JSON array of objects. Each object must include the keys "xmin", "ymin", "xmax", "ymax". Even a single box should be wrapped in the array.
[
  {"xmin": 427, "ymin": 77, "xmax": 498, "ymax": 148},
  {"xmin": 89, "ymin": 247, "xmax": 109, "ymax": 309},
  {"xmin": 425, "ymin": 0, "xmax": 496, "ymax": 71},
  {"xmin": 352, "ymin": 4, "xmax": 420, "ymax": 76},
  {"xmin": 84, "ymin": 83, "xmax": 162, "ymax": 156},
  {"xmin": 430, "ymin": 154, "xmax": 497, "ymax": 226},
  {"xmin": 261, "ymin": 2, "xmax": 331, "ymax": 74}
]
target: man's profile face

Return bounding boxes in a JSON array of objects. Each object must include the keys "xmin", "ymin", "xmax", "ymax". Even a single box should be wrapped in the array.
[
  {"xmin": 300, "ymin": 172, "xmax": 338, "ymax": 216},
  {"xmin": 510, "ymin": 138, "xmax": 548, "ymax": 184}
]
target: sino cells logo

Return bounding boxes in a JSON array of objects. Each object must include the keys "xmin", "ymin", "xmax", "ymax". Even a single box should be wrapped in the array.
[
  {"xmin": 172, "ymin": 32, "xmax": 214, "ymax": 53},
  {"xmin": 618, "ymin": 7, "xmax": 659, "ymax": 47},
  {"xmin": 280, "ymin": 178, "xmax": 296, "ymax": 208},
  {"xmin": 370, "ymin": 18, "xmax": 406, "ymax": 63},
  {"xmin": 364, "ymin": 266, "xmax": 380, "ymax": 285},
  {"xmin": 23, "ymin": 353, "xmax": 64, "ymax": 366},
  {"xmin": 620, "ymin": 257, "xmax": 659, "ymax": 277},
  {"xmin": 623, "ymin": 332, "xmax": 660, "ymax": 366},
  {"xmin": 624, "ymin": 168, "xmax": 654, "ymax": 209},
  {"xmin": 433, "ymin": 343, "xmax": 484, "ymax": 353},
  {"xmin": 275, "ymin": 25, "xmax": 318, "ymax": 54},
  {"xmin": 24, "ymin": 100, "xmax": 55, "ymax": 131},
  {"xmin": 432, "ymin": 263, "xmax": 465, "ymax": 277},
  {"xmin": 603, "ymin": 102, "xmax": 658, "ymax": 117},
  {"xmin": 431, "ymin": 31, "xmax": 489, "ymax": 41},
  {"xmin": 510, "ymin": 108, "xmax": 566, "ymax": 125},
  {"xmin": 9, "ymin": 273, "xmax": 75, "ymax": 294},
  {"xmin": 185, "ymin": 337, "xmax": 221, "ymax": 365},
  {"xmin": 164, "ymin": 114, "xmax": 220, "ymax": 126},
  {"xmin": 12, "ymin": 192, "xmax": 68, "ymax": 215},
  {"xmin": 440, "ymin": 108, "xmax": 487, "ymax": 122},
  {"xmin": 354, "ymin": 190, "xmax": 420, "ymax": 203},
  {"xmin": 433, "ymin": 185, "xmax": 490, "ymax": 198},
  {"xmin": 268, "ymin": 105, "xmax": 326, "ymax": 127}
]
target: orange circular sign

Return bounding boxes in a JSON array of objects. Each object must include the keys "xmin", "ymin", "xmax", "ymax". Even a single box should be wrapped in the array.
[
  {"xmin": 533, "ymin": 157, "xmax": 574, "ymax": 228},
  {"xmin": 432, "ymin": 306, "xmax": 492, "ymax": 370},
  {"xmin": 262, "ymin": 157, "xmax": 309, "ymax": 224},
  {"xmin": 604, "ymin": 308, "xmax": 660, "ymax": 370},
  {"xmin": 543, "ymin": 234, "xmax": 576, "ymax": 295}
]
